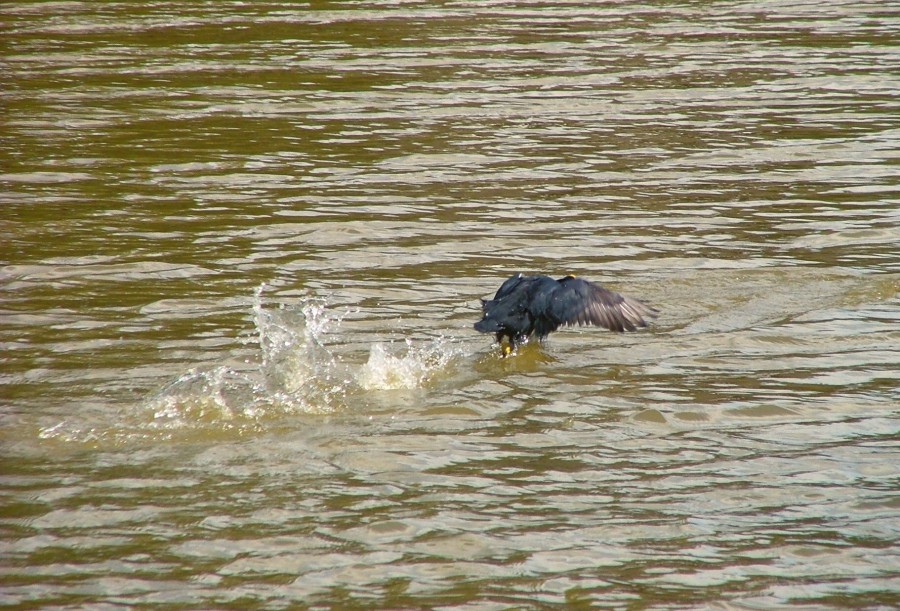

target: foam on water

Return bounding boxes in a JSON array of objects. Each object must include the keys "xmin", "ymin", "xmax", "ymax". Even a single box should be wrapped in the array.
[{"xmin": 39, "ymin": 285, "xmax": 464, "ymax": 444}]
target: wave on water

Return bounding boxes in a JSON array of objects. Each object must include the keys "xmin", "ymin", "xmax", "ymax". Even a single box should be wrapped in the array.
[{"xmin": 39, "ymin": 284, "xmax": 465, "ymax": 444}]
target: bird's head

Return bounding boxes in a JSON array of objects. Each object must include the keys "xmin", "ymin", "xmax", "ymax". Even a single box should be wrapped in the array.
[{"xmin": 474, "ymin": 313, "xmax": 502, "ymax": 332}]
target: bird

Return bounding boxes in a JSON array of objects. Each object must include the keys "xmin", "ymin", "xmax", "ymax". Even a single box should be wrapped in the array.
[{"xmin": 474, "ymin": 274, "xmax": 657, "ymax": 354}]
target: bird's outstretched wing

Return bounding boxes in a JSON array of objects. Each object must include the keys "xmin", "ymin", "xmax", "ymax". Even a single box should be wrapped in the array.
[{"xmin": 549, "ymin": 276, "xmax": 657, "ymax": 332}]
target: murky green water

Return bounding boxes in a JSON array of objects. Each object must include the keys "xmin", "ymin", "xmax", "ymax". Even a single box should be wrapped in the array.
[{"xmin": 2, "ymin": 1, "xmax": 899, "ymax": 608}]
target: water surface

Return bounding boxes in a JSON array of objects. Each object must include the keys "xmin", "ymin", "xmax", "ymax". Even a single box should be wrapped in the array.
[{"xmin": 2, "ymin": 1, "xmax": 899, "ymax": 608}]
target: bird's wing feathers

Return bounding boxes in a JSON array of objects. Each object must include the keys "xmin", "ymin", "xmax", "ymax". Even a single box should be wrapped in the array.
[{"xmin": 549, "ymin": 277, "xmax": 657, "ymax": 332}]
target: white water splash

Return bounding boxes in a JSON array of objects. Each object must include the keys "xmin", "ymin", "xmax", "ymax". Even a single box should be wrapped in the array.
[
  {"xmin": 152, "ymin": 286, "xmax": 463, "ymax": 422},
  {"xmin": 250, "ymin": 285, "xmax": 349, "ymax": 409},
  {"xmin": 358, "ymin": 337, "xmax": 460, "ymax": 391},
  {"xmin": 147, "ymin": 366, "xmax": 263, "ymax": 428},
  {"xmin": 39, "ymin": 284, "xmax": 464, "ymax": 444}
]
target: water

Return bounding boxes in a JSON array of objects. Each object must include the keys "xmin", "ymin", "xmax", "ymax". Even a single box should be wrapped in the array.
[{"xmin": 2, "ymin": 1, "xmax": 899, "ymax": 608}]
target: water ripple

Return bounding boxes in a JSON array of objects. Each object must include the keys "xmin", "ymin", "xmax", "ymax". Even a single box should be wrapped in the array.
[{"xmin": 2, "ymin": 0, "xmax": 898, "ymax": 607}]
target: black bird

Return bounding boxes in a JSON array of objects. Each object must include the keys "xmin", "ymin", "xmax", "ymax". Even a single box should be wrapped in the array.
[{"xmin": 475, "ymin": 274, "xmax": 657, "ymax": 354}]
